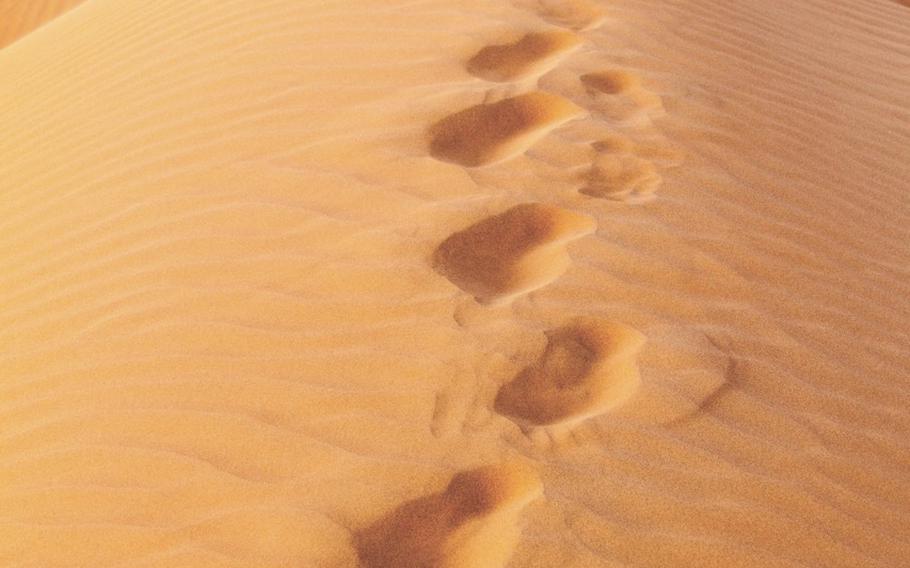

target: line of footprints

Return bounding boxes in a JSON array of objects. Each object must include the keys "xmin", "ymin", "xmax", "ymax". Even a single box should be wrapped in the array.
[{"xmin": 357, "ymin": 2, "xmax": 671, "ymax": 566}]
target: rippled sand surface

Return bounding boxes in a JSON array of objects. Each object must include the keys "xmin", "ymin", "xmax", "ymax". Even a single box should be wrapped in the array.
[{"xmin": 2, "ymin": 0, "xmax": 909, "ymax": 566}]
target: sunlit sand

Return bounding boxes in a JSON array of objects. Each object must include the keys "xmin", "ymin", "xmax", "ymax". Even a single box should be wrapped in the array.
[{"xmin": 2, "ymin": 0, "xmax": 909, "ymax": 566}]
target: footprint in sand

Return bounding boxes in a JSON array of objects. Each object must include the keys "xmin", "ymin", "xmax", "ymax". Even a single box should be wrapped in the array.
[
  {"xmin": 467, "ymin": 30, "xmax": 582, "ymax": 83},
  {"xmin": 495, "ymin": 318, "xmax": 646, "ymax": 428},
  {"xmin": 428, "ymin": 92, "xmax": 583, "ymax": 167},
  {"xmin": 578, "ymin": 134, "xmax": 684, "ymax": 202},
  {"xmin": 582, "ymin": 152, "xmax": 663, "ymax": 202},
  {"xmin": 355, "ymin": 462, "xmax": 542, "ymax": 568},
  {"xmin": 433, "ymin": 203, "xmax": 595, "ymax": 305},
  {"xmin": 582, "ymin": 70, "xmax": 640, "ymax": 96},
  {"xmin": 581, "ymin": 70, "xmax": 665, "ymax": 119},
  {"xmin": 524, "ymin": 0, "xmax": 607, "ymax": 32},
  {"xmin": 552, "ymin": 69, "xmax": 675, "ymax": 200},
  {"xmin": 591, "ymin": 134, "xmax": 684, "ymax": 168}
]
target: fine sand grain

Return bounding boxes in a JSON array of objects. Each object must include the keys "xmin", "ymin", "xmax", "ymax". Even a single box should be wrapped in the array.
[{"xmin": 1, "ymin": 0, "xmax": 909, "ymax": 566}]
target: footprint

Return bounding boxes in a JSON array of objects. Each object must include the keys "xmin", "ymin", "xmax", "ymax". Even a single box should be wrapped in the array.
[
  {"xmin": 531, "ymin": 0, "xmax": 606, "ymax": 31},
  {"xmin": 433, "ymin": 203, "xmax": 595, "ymax": 304},
  {"xmin": 581, "ymin": 70, "xmax": 640, "ymax": 95},
  {"xmin": 581, "ymin": 153, "xmax": 662, "ymax": 202},
  {"xmin": 581, "ymin": 70, "xmax": 665, "ymax": 117},
  {"xmin": 428, "ymin": 92, "xmax": 583, "ymax": 167},
  {"xmin": 495, "ymin": 318, "xmax": 646, "ymax": 428},
  {"xmin": 355, "ymin": 462, "xmax": 542, "ymax": 568},
  {"xmin": 591, "ymin": 134, "xmax": 684, "ymax": 168},
  {"xmin": 467, "ymin": 30, "xmax": 582, "ymax": 83}
]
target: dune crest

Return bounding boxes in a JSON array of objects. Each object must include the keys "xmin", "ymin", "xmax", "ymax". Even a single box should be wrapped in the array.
[
  {"xmin": 428, "ymin": 92, "xmax": 583, "ymax": 167},
  {"xmin": 496, "ymin": 319, "xmax": 646, "ymax": 427},
  {"xmin": 355, "ymin": 462, "xmax": 542, "ymax": 568},
  {"xmin": 467, "ymin": 30, "xmax": 581, "ymax": 83},
  {"xmin": 433, "ymin": 203, "xmax": 595, "ymax": 304}
]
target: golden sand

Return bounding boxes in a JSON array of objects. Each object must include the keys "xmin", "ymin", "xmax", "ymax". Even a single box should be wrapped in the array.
[
  {"xmin": 2, "ymin": 0, "xmax": 909, "ymax": 566},
  {"xmin": 0, "ymin": 0, "xmax": 85, "ymax": 48}
]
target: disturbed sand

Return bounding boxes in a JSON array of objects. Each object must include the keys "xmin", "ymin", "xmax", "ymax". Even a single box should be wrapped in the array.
[{"xmin": 1, "ymin": 0, "xmax": 909, "ymax": 566}]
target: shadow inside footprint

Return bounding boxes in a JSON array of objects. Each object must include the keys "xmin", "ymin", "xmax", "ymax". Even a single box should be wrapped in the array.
[
  {"xmin": 496, "ymin": 319, "xmax": 646, "ymax": 427},
  {"xmin": 581, "ymin": 70, "xmax": 640, "ymax": 95},
  {"xmin": 433, "ymin": 203, "xmax": 595, "ymax": 305},
  {"xmin": 580, "ymin": 71, "xmax": 665, "ymax": 120},
  {"xmin": 467, "ymin": 30, "xmax": 581, "ymax": 82},
  {"xmin": 355, "ymin": 463, "xmax": 542, "ymax": 568},
  {"xmin": 428, "ymin": 92, "xmax": 582, "ymax": 167}
]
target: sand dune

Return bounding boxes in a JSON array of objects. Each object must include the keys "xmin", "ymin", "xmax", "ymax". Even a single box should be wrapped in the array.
[{"xmin": 1, "ymin": 0, "xmax": 909, "ymax": 566}]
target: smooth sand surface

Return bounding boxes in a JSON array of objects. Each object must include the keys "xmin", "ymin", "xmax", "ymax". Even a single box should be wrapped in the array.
[{"xmin": 1, "ymin": 0, "xmax": 909, "ymax": 566}]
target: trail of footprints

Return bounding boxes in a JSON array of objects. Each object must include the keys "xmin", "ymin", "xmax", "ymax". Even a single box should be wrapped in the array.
[{"xmin": 357, "ymin": 2, "xmax": 674, "ymax": 566}]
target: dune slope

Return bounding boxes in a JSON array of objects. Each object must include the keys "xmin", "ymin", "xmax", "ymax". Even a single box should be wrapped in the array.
[
  {"xmin": 0, "ymin": 0, "xmax": 86, "ymax": 48},
  {"xmin": 1, "ymin": 0, "xmax": 908, "ymax": 566}
]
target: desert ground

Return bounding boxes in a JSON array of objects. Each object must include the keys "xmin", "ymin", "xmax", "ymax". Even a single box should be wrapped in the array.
[{"xmin": 1, "ymin": 0, "xmax": 909, "ymax": 566}]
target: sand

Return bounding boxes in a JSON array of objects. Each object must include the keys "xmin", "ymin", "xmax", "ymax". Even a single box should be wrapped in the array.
[
  {"xmin": 0, "ymin": 0, "xmax": 85, "ymax": 48},
  {"xmin": 1, "ymin": 0, "xmax": 908, "ymax": 566}
]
